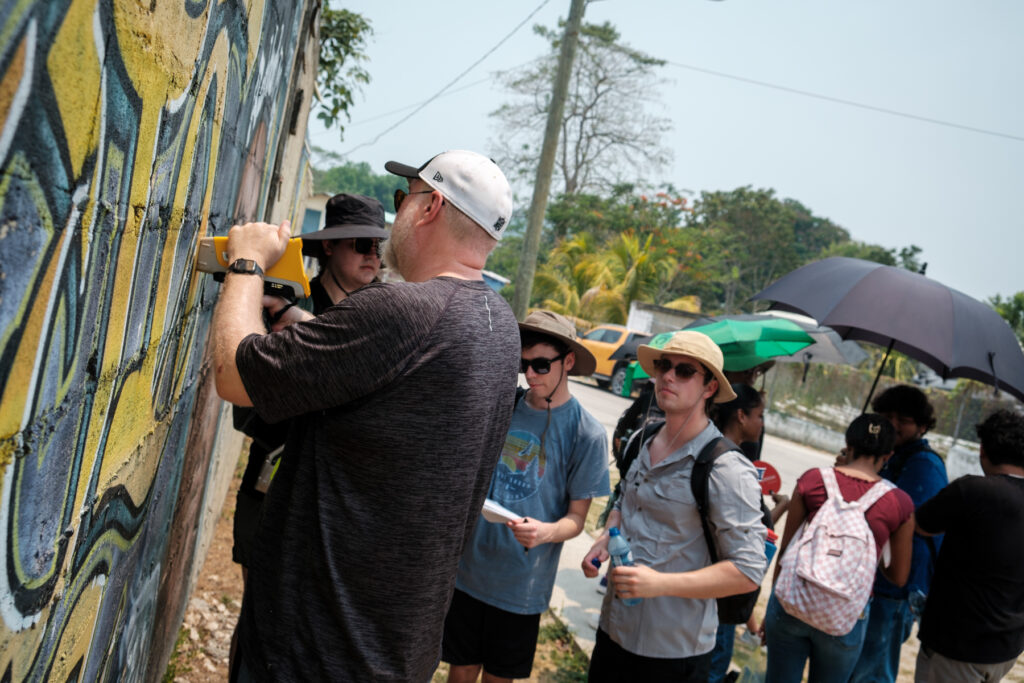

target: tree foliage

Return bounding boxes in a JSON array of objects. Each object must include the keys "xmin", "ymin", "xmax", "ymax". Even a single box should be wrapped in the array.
[
  {"xmin": 310, "ymin": 156, "xmax": 400, "ymax": 209},
  {"xmin": 490, "ymin": 21, "xmax": 671, "ymax": 196},
  {"xmin": 317, "ymin": 4, "xmax": 372, "ymax": 133},
  {"xmin": 989, "ymin": 291, "xmax": 1024, "ymax": 346}
]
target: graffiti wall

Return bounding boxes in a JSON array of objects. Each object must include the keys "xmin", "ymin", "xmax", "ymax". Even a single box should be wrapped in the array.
[{"xmin": 0, "ymin": 1, "xmax": 318, "ymax": 680}]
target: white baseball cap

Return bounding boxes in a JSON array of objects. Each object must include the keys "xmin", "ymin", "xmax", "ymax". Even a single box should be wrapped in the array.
[{"xmin": 385, "ymin": 150, "xmax": 514, "ymax": 240}]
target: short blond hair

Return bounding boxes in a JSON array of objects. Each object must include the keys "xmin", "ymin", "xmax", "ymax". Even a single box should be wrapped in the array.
[{"xmin": 445, "ymin": 203, "xmax": 498, "ymax": 255}]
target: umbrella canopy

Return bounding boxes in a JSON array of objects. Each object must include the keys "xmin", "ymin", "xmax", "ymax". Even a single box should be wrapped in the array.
[
  {"xmin": 752, "ymin": 256, "xmax": 1024, "ymax": 403},
  {"xmin": 684, "ymin": 312, "xmax": 869, "ymax": 367},
  {"xmin": 632, "ymin": 318, "xmax": 813, "ymax": 378},
  {"xmin": 684, "ymin": 318, "xmax": 814, "ymax": 371}
]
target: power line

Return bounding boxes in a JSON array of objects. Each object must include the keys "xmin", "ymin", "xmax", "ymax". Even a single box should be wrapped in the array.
[
  {"xmin": 668, "ymin": 60, "xmax": 1024, "ymax": 143},
  {"xmin": 340, "ymin": 0, "xmax": 552, "ymax": 155}
]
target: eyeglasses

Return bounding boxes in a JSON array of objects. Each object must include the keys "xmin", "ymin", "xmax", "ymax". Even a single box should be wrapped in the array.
[
  {"xmin": 520, "ymin": 352, "xmax": 568, "ymax": 375},
  {"xmin": 393, "ymin": 188, "xmax": 435, "ymax": 212},
  {"xmin": 350, "ymin": 238, "xmax": 381, "ymax": 257},
  {"xmin": 651, "ymin": 358, "xmax": 705, "ymax": 381}
]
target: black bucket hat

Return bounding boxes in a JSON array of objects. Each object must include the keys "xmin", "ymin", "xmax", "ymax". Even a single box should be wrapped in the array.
[{"xmin": 301, "ymin": 193, "xmax": 389, "ymax": 256}]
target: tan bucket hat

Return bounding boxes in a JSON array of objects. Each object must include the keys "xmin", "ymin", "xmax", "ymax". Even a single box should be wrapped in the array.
[
  {"xmin": 518, "ymin": 310, "xmax": 597, "ymax": 376},
  {"xmin": 637, "ymin": 331, "xmax": 738, "ymax": 403}
]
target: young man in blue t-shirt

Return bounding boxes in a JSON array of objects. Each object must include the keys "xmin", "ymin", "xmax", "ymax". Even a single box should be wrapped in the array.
[{"xmin": 442, "ymin": 310, "xmax": 611, "ymax": 682}]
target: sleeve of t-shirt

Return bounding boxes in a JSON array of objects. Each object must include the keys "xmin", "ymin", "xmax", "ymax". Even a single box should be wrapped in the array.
[
  {"xmin": 897, "ymin": 452, "xmax": 949, "ymax": 508},
  {"xmin": 915, "ymin": 477, "xmax": 963, "ymax": 536},
  {"xmin": 566, "ymin": 411, "xmax": 611, "ymax": 501},
  {"xmin": 235, "ymin": 283, "xmax": 437, "ymax": 422},
  {"xmin": 795, "ymin": 467, "xmax": 825, "ymax": 514},
  {"xmin": 708, "ymin": 451, "xmax": 768, "ymax": 584}
]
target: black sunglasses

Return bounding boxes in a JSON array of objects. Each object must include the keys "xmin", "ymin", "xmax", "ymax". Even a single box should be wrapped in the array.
[
  {"xmin": 350, "ymin": 238, "xmax": 381, "ymax": 257},
  {"xmin": 651, "ymin": 358, "xmax": 704, "ymax": 380},
  {"xmin": 393, "ymin": 188, "xmax": 435, "ymax": 212},
  {"xmin": 520, "ymin": 352, "xmax": 568, "ymax": 375}
]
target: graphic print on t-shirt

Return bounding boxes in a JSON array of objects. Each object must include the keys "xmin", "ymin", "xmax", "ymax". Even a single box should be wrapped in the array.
[{"xmin": 495, "ymin": 430, "xmax": 546, "ymax": 502}]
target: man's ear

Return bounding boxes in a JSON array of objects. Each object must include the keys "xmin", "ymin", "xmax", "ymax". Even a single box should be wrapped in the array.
[
  {"xmin": 417, "ymin": 192, "xmax": 445, "ymax": 227},
  {"xmin": 704, "ymin": 378, "xmax": 719, "ymax": 401},
  {"xmin": 564, "ymin": 351, "xmax": 576, "ymax": 375}
]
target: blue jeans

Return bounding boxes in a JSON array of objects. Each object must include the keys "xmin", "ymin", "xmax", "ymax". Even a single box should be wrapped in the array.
[
  {"xmin": 708, "ymin": 623, "xmax": 736, "ymax": 683},
  {"xmin": 764, "ymin": 592, "xmax": 870, "ymax": 683},
  {"xmin": 848, "ymin": 594, "xmax": 914, "ymax": 683}
]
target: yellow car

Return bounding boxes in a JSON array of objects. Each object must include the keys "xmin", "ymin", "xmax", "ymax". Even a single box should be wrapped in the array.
[{"xmin": 578, "ymin": 324, "xmax": 651, "ymax": 394}]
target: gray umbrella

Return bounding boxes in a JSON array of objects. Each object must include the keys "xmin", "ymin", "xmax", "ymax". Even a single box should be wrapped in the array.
[{"xmin": 752, "ymin": 256, "xmax": 1024, "ymax": 406}]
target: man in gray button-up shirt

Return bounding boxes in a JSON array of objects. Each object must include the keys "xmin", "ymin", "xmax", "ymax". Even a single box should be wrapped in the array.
[{"xmin": 582, "ymin": 331, "xmax": 767, "ymax": 682}]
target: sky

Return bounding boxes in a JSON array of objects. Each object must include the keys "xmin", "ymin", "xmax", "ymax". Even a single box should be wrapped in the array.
[{"xmin": 308, "ymin": 0, "xmax": 1023, "ymax": 303}]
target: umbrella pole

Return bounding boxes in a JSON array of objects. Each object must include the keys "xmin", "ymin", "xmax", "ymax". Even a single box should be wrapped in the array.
[{"xmin": 863, "ymin": 339, "xmax": 895, "ymax": 414}]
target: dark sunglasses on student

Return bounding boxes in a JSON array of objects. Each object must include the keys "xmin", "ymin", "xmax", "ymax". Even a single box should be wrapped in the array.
[
  {"xmin": 393, "ymin": 188, "xmax": 435, "ymax": 212},
  {"xmin": 651, "ymin": 358, "xmax": 704, "ymax": 380},
  {"xmin": 348, "ymin": 238, "xmax": 382, "ymax": 257},
  {"xmin": 520, "ymin": 352, "xmax": 568, "ymax": 375}
]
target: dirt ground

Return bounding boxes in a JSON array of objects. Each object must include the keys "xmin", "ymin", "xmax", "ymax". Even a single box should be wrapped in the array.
[{"xmin": 166, "ymin": 446, "xmax": 1024, "ymax": 683}]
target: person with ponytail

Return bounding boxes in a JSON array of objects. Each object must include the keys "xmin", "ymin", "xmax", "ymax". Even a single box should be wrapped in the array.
[{"xmin": 764, "ymin": 414, "xmax": 916, "ymax": 683}]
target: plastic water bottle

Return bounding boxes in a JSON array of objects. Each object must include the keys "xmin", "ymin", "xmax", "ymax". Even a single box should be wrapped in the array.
[
  {"xmin": 607, "ymin": 527, "xmax": 642, "ymax": 606},
  {"xmin": 765, "ymin": 528, "xmax": 778, "ymax": 565}
]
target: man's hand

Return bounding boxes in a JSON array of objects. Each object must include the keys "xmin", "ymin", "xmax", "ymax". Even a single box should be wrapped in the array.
[
  {"xmin": 582, "ymin": 533, "xmax": 611, "ymax": 578},
  {"xmin": 262, "ymin": 296, "xmax": 313, "ymax": 332},
  {"xmin": 507, "ymin": 517, "xmax": 553, "ymax": 550},
  {"xmin": 227, "ymin": 220, "xmax": 291, "ymax": 270},
  {"xmin": 610, "ymin": 564, "xmax": 665, "ymax": 600}
]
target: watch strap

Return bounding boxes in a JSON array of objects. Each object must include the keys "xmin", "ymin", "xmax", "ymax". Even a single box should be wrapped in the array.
[{"xmin": 228, "ymin": 258, "xmax": 264, "ymax": 277}]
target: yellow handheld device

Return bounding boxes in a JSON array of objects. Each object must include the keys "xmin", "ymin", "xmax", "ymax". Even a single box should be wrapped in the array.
[{"xmin": 196, "ymin": 236, "xmax": 311, "ymax": 299}]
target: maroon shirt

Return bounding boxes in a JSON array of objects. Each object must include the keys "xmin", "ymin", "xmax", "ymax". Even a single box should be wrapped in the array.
[{"xmin": 797, "ymin": 467, "xmax": 914, "ymax": 558}]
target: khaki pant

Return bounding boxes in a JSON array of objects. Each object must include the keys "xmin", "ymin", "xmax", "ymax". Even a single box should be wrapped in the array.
[{"xmin": 915, "ymin": 645, "xmax": 1016, "ymax": 683}]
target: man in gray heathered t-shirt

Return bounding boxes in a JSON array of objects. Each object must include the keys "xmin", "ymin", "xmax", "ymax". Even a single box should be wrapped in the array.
[{"xmin": 210, "ymin": 150, "xmax": 521, "ymax": 682}]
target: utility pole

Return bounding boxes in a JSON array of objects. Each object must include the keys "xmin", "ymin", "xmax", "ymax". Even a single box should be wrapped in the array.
[{"xmin": 511, "ymin": 0, "xmax": 586, "ymax": 320}]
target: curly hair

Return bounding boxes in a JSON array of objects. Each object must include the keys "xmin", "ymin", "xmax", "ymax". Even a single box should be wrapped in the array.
[
  {"xmin": 871, "ymin": 384, "xmax": 937, "ymax": 432},
  {"xmin": 711, "ymin": 383, "xmax": 763, "ymax": 432},
  {"xmin": 975, "ymin": 410, "xmax": 1024, "ymax": 467}
]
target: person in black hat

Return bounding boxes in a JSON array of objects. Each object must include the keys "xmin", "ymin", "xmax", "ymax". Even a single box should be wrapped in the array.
[
  {"xmin": 210, "ymin": 150, "xmax": 520, "ymax": 682},
  {"xmin": 299, "ymin": 193, "xmax": 389, "ymax": 311}
]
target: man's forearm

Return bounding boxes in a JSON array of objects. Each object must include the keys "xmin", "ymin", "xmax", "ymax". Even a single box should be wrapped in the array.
[
  {"xmin": 663, "ymin": 560, "xmax": 757, "ymax": 599},
  {"xmin": 212, "ymin": 273, "xmax": 267, "ymax": 406}
]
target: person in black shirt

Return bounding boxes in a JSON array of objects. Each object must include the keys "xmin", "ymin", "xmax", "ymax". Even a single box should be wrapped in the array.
[{"xmin": 914, "ymin": 409, "xmax": 1024, "ymax": 682}]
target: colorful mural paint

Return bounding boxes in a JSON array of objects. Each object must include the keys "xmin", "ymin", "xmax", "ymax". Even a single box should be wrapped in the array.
[{"xmin": 0, "ymin": 1, "xmax": 317, "ymax": 680}]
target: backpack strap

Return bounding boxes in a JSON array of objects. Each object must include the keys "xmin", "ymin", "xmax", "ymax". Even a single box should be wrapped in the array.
[
  {"xmin": 856, "ymin": 477, "xmax": 896, "ymax": 510},
  {"xmin": 692, "ymin": 436, "xmax": 741, "ymax": 565},
  {"xmin": 825, "ymin": 467, "xmax": 895, "ymax": 510}
]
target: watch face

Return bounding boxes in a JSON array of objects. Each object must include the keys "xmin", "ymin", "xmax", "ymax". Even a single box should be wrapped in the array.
[{"xmin": 229, "ymin": 258, "xmax": 258, "ymax": 274}]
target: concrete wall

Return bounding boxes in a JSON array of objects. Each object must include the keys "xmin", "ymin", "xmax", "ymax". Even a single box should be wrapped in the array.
[{"xmin": 0, "ymin": 2, "xmax": 318, "ymax": 680}]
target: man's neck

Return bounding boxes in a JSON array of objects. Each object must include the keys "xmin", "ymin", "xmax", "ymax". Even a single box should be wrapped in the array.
[
  {"xmin": 987, "ymin": 463, "xmax": 1024, "ymax": 478},
  {"xmin": 526, "ymin": 385, "xmax": 572, "ymax": 410},
  {"xmin": 650, "ymin": 410, "xmax": 709, "ymax": 465}
]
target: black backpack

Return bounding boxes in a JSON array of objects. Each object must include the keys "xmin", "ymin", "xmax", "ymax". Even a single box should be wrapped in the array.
[{"xmin": 617, "ymin": 421, "xmax": 762, "ymax": 624}]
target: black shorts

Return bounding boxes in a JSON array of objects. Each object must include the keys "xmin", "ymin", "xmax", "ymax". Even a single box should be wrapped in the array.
[
  {"xmin": 441, "ymin": 589, "xmax": 542, "ymax": 679},
  {"xmin": 588, "ymin": 628, "xmax": 712, "ymax": 683}
]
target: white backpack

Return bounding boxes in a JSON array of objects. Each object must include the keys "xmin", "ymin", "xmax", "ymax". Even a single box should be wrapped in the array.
[{"xmin": 775, "ymin": 467, "xmax": 895, "ymax": 636}]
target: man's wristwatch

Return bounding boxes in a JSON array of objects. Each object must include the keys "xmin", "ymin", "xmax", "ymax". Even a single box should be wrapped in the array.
[{"xmin": 227, "ymin": 258, "xmax": 264, "ymax": 277}]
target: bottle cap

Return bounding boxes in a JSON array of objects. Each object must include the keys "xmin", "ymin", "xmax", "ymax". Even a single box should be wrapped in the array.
[
  {"xmin": 590, "ymin": 557, "xmax": 602, "ymax": 568},
  {"xmin": 609, "ymin": 527, "xmax": 621, "ymax": 537}
]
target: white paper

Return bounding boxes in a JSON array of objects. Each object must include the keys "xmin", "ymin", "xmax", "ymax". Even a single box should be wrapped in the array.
[{"xmin": 482, "ymin": 498, "xmax": 522, "ymax": 524}]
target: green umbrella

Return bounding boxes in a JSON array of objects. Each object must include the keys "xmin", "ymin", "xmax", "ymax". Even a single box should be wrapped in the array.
[{"xmin": 632, "ymin": 318, "xmax": 814, "ymax": 382}]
